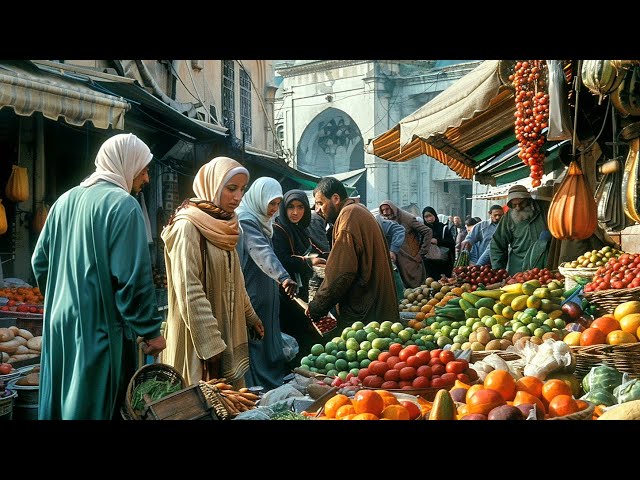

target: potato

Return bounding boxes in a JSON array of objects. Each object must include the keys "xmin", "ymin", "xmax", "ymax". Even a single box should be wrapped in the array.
[
  {"xmin": 27, "ymin": 336, "xmax": 42, "ymax": 351},
  {"xmin": 8, "ymin": 326, "xmax": 19, "ymax": 336},
  {"xmin": 0, "ymin": 328, "xmax": 15, "ymax": 342},
  {"xmin": 0, "ymin": 338, "xmax": 22, "ymax": 354},
  {"xmin": 7, "ymin": 353, "xmax": 39, "ymax": 363},
  {"xmin": 17, "ymin": 329, "xmax": 34, "ymax": 340}
]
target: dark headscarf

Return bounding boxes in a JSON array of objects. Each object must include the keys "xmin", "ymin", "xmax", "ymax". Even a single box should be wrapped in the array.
[
  {"xmin": 274, "ymin": 189, "xmax": 312, "ymax": 255},
  {"xmin": 422, "ymin": 206, "xmax": 440, "ymax": 227}
]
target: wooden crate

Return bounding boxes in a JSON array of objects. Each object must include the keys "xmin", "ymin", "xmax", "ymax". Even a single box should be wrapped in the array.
[{"xmin": 142, "ymin": 384, "xmax": 219, "ymax": 420}]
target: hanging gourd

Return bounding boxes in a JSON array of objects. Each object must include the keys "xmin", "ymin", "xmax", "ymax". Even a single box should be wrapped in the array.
[
  {"xmin": 548, "ymin": 159, "xmax": 598, "ymax": 241},
  {"xmin": 32, "ymin": 203, "xmax": 49, "ymax": 233},
  {"xmin": 581, "ymin": 60, "xmax": 626, "ymax": 104},
  {"xmin": 0, "ymin": 199, "xmax": 7, "ymax": 235},
  {"xmin": 5, "ymin": 165, "xmax": 29, "ymax": 203}
]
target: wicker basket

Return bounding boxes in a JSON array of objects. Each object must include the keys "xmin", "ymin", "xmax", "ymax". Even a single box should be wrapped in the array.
[
  {"xmin": 470, "ymin": 350, "xmax": 521, "ymax": 363},
  {"xmin": 546, "ymin": 401, "xmax": 595, "ymax": 420},
  {"xmin": 583, "ymin": 286, "xmax": 640, "ymax": 316},
  {"xmin": 558, "ymin": 264, "xmax": 598, "ymax": 291},
  {"xmin": 570, "ymin": 345, "xmax": 606, "ymax": 381},
  {"xmin": 571, "ymin": 343, "xmax": 640, "ymax": 380},
  {"xmin": 363, "ymin": 385, "xmax": 450, "ymax": 402},
  {"xmin": 124, "ymin": 363, "xmax": 187, "ymax": 420}
]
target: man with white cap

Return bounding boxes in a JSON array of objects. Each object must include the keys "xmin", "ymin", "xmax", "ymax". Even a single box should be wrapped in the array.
[
  {"xmin": 489, "ymin": 184, "xmax": 549, "ymax": 275},
  {"xmin": 31, "ymin": 133, "xmax": 166, "ymax": 420}
]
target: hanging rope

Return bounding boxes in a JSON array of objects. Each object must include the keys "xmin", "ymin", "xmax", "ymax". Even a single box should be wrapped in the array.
[{"xmin": 571, "ymin": 60, "xmax": 582, "ymax": 162}]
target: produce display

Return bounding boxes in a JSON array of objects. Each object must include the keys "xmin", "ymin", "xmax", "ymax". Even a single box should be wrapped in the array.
[
  {"xmin": 562, "ymin": 246, "xmax": 624, "ymax": 269},
  {"xmin": 584, "ymin": 252, "xmax": 640, "ymax": 291},
  {"xmin": 451, "ymin": 265, "xmax": 509, "ymax": 287},
  {"xmin": 0, "ymin": 287, "xmax": 44, "ymax": 314},
  {"xmin": 505, "ymin": 267, "xmax": 564, "ymax": 285},
  {"xmin": 0, "ymin": 326, "xmax": 42, "ymax": 363}
]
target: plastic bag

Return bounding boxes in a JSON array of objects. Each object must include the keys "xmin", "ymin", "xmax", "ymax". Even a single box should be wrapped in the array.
[
  {"xmin": 512, "ymin": 339, "xmax": 575, "ymax": 380},
  {"xmin": 546, "ymin": 60, "xmax": 573, "ymax": 141},
  {"xmin": 259, "ymin": 383, "xmax": 305, "ymax": 407},
  {"xmin": 281, "ymin": 332, "xmax": 299, "ymax": 362}
]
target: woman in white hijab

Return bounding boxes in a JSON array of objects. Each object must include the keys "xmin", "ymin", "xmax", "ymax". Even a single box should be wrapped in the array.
[
  {"xmin": 161, "ymin": 157, "xmax": 264, "ymax": 387},
  {"xmin": 236, "ymin": 177, "xmax": 298, "ymax": 390}
]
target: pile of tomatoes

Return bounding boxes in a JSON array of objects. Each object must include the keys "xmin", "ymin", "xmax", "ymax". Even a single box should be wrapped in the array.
[
  {"xmin": 505, "ymin": 267, "xmax": 564, "ymax": 285},
  {"xmin": 510, "ymin": 60, "xmax": 549, "ymax": 187},
  {"xmin": 584, "ymin": 253, "xmax": 640, "ymax": 292},
  {"xmin": 452, "ymin": 265, "xmax": 509, "ymax": 286}
]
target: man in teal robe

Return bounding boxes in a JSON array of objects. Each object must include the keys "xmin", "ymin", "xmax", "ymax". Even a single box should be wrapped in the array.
[{"xmin": 31, "ymin": 134, "xmax": 166, "ymax": 420}]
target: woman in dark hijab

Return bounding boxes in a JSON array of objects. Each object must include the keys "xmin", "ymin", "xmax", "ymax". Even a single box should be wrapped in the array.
[
  {"xmin": 272, "ymin": 189, "xmax": 327, "ymax": 365},
  {"xmin": 422, "ymin": 206, "xmax": 456, "ymax": 280}
]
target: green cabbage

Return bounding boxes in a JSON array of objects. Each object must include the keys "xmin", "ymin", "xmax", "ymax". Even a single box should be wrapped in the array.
[
  {"xmin": 580, "ymin": 388, "xmax": 617, "ymax": 407},
  {"xmin": 582, "ymin": 365, "xmax": 624, "ymax": 394},
  {"xmin": 614, "ymin": 379, "xmax": 640, "ymax": 404}
]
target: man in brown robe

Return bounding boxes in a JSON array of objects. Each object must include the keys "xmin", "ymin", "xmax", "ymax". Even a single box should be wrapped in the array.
[{"xmin": 308, "ymin": 177, "xmax": 399, "ymax": 330}]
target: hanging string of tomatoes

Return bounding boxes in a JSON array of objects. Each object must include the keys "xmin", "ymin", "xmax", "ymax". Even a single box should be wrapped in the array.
[{"xmin": 510, "ymin": 60, "xmax": 550, "ymax": 187}]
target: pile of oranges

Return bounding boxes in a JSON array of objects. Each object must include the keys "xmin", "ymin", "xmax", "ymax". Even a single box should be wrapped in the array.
[
  {"xmin": 0, "ymin": 287, "xmax": 43, "ymax": 305},
  {"xmin": 312, "ymin": 389, "xmax": 429, "ymax": 420},
  {"xmin": 457, "ymin": 370, "xmax": 590, "ymax": 419}
]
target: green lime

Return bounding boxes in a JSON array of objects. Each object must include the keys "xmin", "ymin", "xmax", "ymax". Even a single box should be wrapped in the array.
[
  {"xmin": 337, "ymin": 371, "xmax": 348, "ymax": 381},
  {"xmin": 310, "ymin": 344, "xmax": 324, "ymax": 356},
  {"xmin": 352, "ymin": 321, "xmax": 365, "ymax": 331},
  {"xmin": 324, "ymin": 341, "xmax": 338, "ymax": 353},
  {"xmin": 359, "ymin": 358, "xmax": 371, "ymax": 368},
  {"xmin": 326, "ymin": 369, "xmax": 338, "ymax": 377},
  {"xmin": 345, "ymin": 349, "xmax": 357, "ymax": 362},
  {"xmin": 349, "ymin": 368, "xmax": 360, "ymax": 376},
  {"xmin": 356, "ymin": 349, "xmax": 368, "ymax": 362},
  {"xmin": 367, "ymin": 348, "xmax": 381, "ymax": 361},
  {"xmin": 335, "ymin": 359, "xmax": 348, "ymax": 371},
  {"xmin": 348, "ymin": 361, "xmax": 360, "ymax": 370},
  {"xmin": 366, "ymin": 331, "xmax": 379, "ymax": 342},
  {"xmin": 335, "ymin": 351, "xmax": 347, "ymax": 360},
  {"xmin": 346, "ymin": 338, "xmax": 360, "ymax": 351},
  {"xmin": 325, "ymin": 363, "xmax": 336, "ymax": 372}
]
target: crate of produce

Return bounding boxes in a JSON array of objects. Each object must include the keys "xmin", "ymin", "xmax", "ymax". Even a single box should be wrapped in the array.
[
  {"xmin": 583, "ymin": 286, "xmax": 640, "ymax": 316},
  {"xmin": 558, "ymin": 264, "xmax": 598, "ymax": 292},
  {"xmin": 143, "ymin": 383, "xmax": 220, "ymax": 420}
]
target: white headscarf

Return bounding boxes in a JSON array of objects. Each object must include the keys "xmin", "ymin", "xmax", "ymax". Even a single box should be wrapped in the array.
[
  {"xmin": 80, "ymin": 133, "xmax": 152, "ymax": 193},
  {"xmin": 236, "ymin": 177, "xmax": 283, "ymax": 238}
]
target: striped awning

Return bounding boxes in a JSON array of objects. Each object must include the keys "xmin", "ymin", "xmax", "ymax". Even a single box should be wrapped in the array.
[
  {"xmin": 0, "ymin": 61, "xmax": 129, "ymax": 130},
  {"xmin": 367, "ymin": 60, "xmax": 515, "ymax": 180}
]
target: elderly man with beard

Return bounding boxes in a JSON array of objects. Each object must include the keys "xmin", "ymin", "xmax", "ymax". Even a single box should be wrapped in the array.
[
  {"xmin": 307, "ymin": 177, "xmax": 399, "ymax": 330},
  {"xmin": 489, "ymin": 185, "xmax": 550, "ymax": 275}
]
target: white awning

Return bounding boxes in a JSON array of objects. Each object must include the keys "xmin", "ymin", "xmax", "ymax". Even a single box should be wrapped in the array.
[
  {"xmin": 0, "ymin": 61, "xmax": 129, "ymax": 130},
  {"xmin": 330, "ymin": 167, "xmax": 366, "ymax": 186}
]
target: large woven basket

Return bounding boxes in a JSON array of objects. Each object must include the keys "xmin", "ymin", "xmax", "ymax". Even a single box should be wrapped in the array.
[
  {"xmin": 583, "ymin": 286, "xmax": 640, "ymax": 316},
  {"xmin": 546, "ymin": 400, "xmax": 595, "ymax": 420},
  {"xmin": 558, "ymin": 264, "xmax": 598, "ymax": 291},
  {"xmin": 570, "ymin": 345, "xmax": 606, "ymax": 381},
  {"xmin": 123, "ymin": 363, "xmax": 187, "ymax": 420},
  {"xmin": 470, "ymin": 350, "xmax": 521, "ymax": 363},
  {"xmin": 571, "ymin": 343, "xmax": 640, "ymax": 380}
]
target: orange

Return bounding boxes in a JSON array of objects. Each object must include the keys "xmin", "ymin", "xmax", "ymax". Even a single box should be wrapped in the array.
[
  {"xmin": 513, "ymin": 390, "xmax": 546, "ymax": 414},
  {"xmin": 335, "ymin": 404, "xmax": 356, "ymax": 419},
  {"xmin": 547, "ymin": 394, "xmax": 579, "ymax": 418},
  {"xmin": 607, "ymin": 329, "xmax": 637, "ymax": 345},
  {"xmin": 374, "ymin": 389, "xmax": 400, "ymax": 407},
  {"xmin": 340, "ymin": 413, "xmax": 358, "ymax": 420},
  {"xmin": 541, "ymin": 379, "xmax": 573, "ymax": 405},
  {"xmin": 483, "ymin": 369, "xmax": 517, "ymax": 401},
  {"xmin": 352, "ymin": 390, "xmax": 385, "ymax": 417},
  {"xmin": 619, "ymin": 314, "xmax": 640, "ymax": 336},
  {"xmin": 613, "ymin": 301, "xmax": 640, "ymax": 321},
  {"xmin": 579, "ymin": 327, "xmax": 607, "ymax": 346},
  {"xmin": 351, "ymin": 413, "xmax": 379, "ymax": 420},
  {"xmin": 400, "ymin": 400, "xmax": 422, "ymax": 420},
  {"xmin": 515, "ymin": 376, "xmax": 544, "ymax": 399},
  {"xmin": 380, "ymin": 404, "xmax": 411, "ymax": 420},
  {"xmin": 575, "ymin": 399, "xmax": 589, "ymax": 411},
  {"xmin": 590, "ymin": 316, "xmax": 621, "ymax": 336},
  {"xmin": 324, "ymin": 394, "xmax": 352, "ymax": 418}
]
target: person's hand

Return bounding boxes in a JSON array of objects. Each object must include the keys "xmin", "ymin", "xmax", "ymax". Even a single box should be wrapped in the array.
[
  {"xmin": 311, "ymin": 257, "xmax": 326, "ymax": 267},
  {"xmin": 253, "ymin": 319, "xmax": 265, "ymax": 338},
  {"xmin": 389, "ymin": 251, "xmax": 397, "ymax": 263},
  {"xmin": 281, "ymin": 278, "xmax": 298, "ymax": 299},
  {"xmin": 430, "ymin": 238, "xmax": 438, "ymax": 245},
  {"xmin": 461, "ymin": 240, "xmax": 471, "ymax": 251},
  {"xmin": 140, "ymin": 335, "xmax": 166, "ymax": 356}
]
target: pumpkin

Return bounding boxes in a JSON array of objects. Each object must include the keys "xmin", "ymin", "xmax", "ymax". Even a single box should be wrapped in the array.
[
  {"xmin": 5, "ymin": 165, "xmax": 29, "ymax": 202},
  {"xmin": 0, "ymin": 199, "xmax": 7, "ymax": 235}
]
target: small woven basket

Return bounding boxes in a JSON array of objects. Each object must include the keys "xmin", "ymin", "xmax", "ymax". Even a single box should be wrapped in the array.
[
  {"xmin": 583, "ymin": 286, "xmax": 640, "ymax": 316},
  {"xmin": 546, "ymin": 400, "xmax": 595, "ymax": 420},
  {"xmin": 470, "ymin": 350, "xmax": 521, "ymax": 363},
  {"xmin": 124, "ymin": 363, "xmax": 187, "ymax": 420},
  {"xmin": 558, "ymin": 264, "xmax": 598, "ymax": 291}
]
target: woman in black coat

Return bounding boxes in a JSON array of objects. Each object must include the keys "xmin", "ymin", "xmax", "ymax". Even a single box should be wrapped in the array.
[
  {"xmin": 422, "ymin": 206, "xmax": 456, "ymax": 280},
  {"xmin": 272, "ymin": 190, "xmax": 328, "ymax": 365}
]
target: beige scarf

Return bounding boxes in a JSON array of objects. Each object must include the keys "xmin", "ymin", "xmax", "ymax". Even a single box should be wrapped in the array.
[{"xmin": 162, "ymin": 157, "xmax": 249, "ymax": 251}]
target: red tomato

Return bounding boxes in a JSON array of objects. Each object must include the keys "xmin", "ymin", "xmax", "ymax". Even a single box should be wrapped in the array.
[
  {"xmin": 439, "ymin": 350, "xmax": 456, "ymax": 364},
  {"xmin": 430, "ymin": 348, "xmax": 444, "ymax": 359},
  {"xmin": 445, "ymin": 360, "xmax": 467, "ymax": 374},
  {"xmin": 0, "ymin": 363, "xmax": 12, "ymax": 375},
  {"xmin": 456, "ymin": 373, "xmax": 471, "ymax": 384}
]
